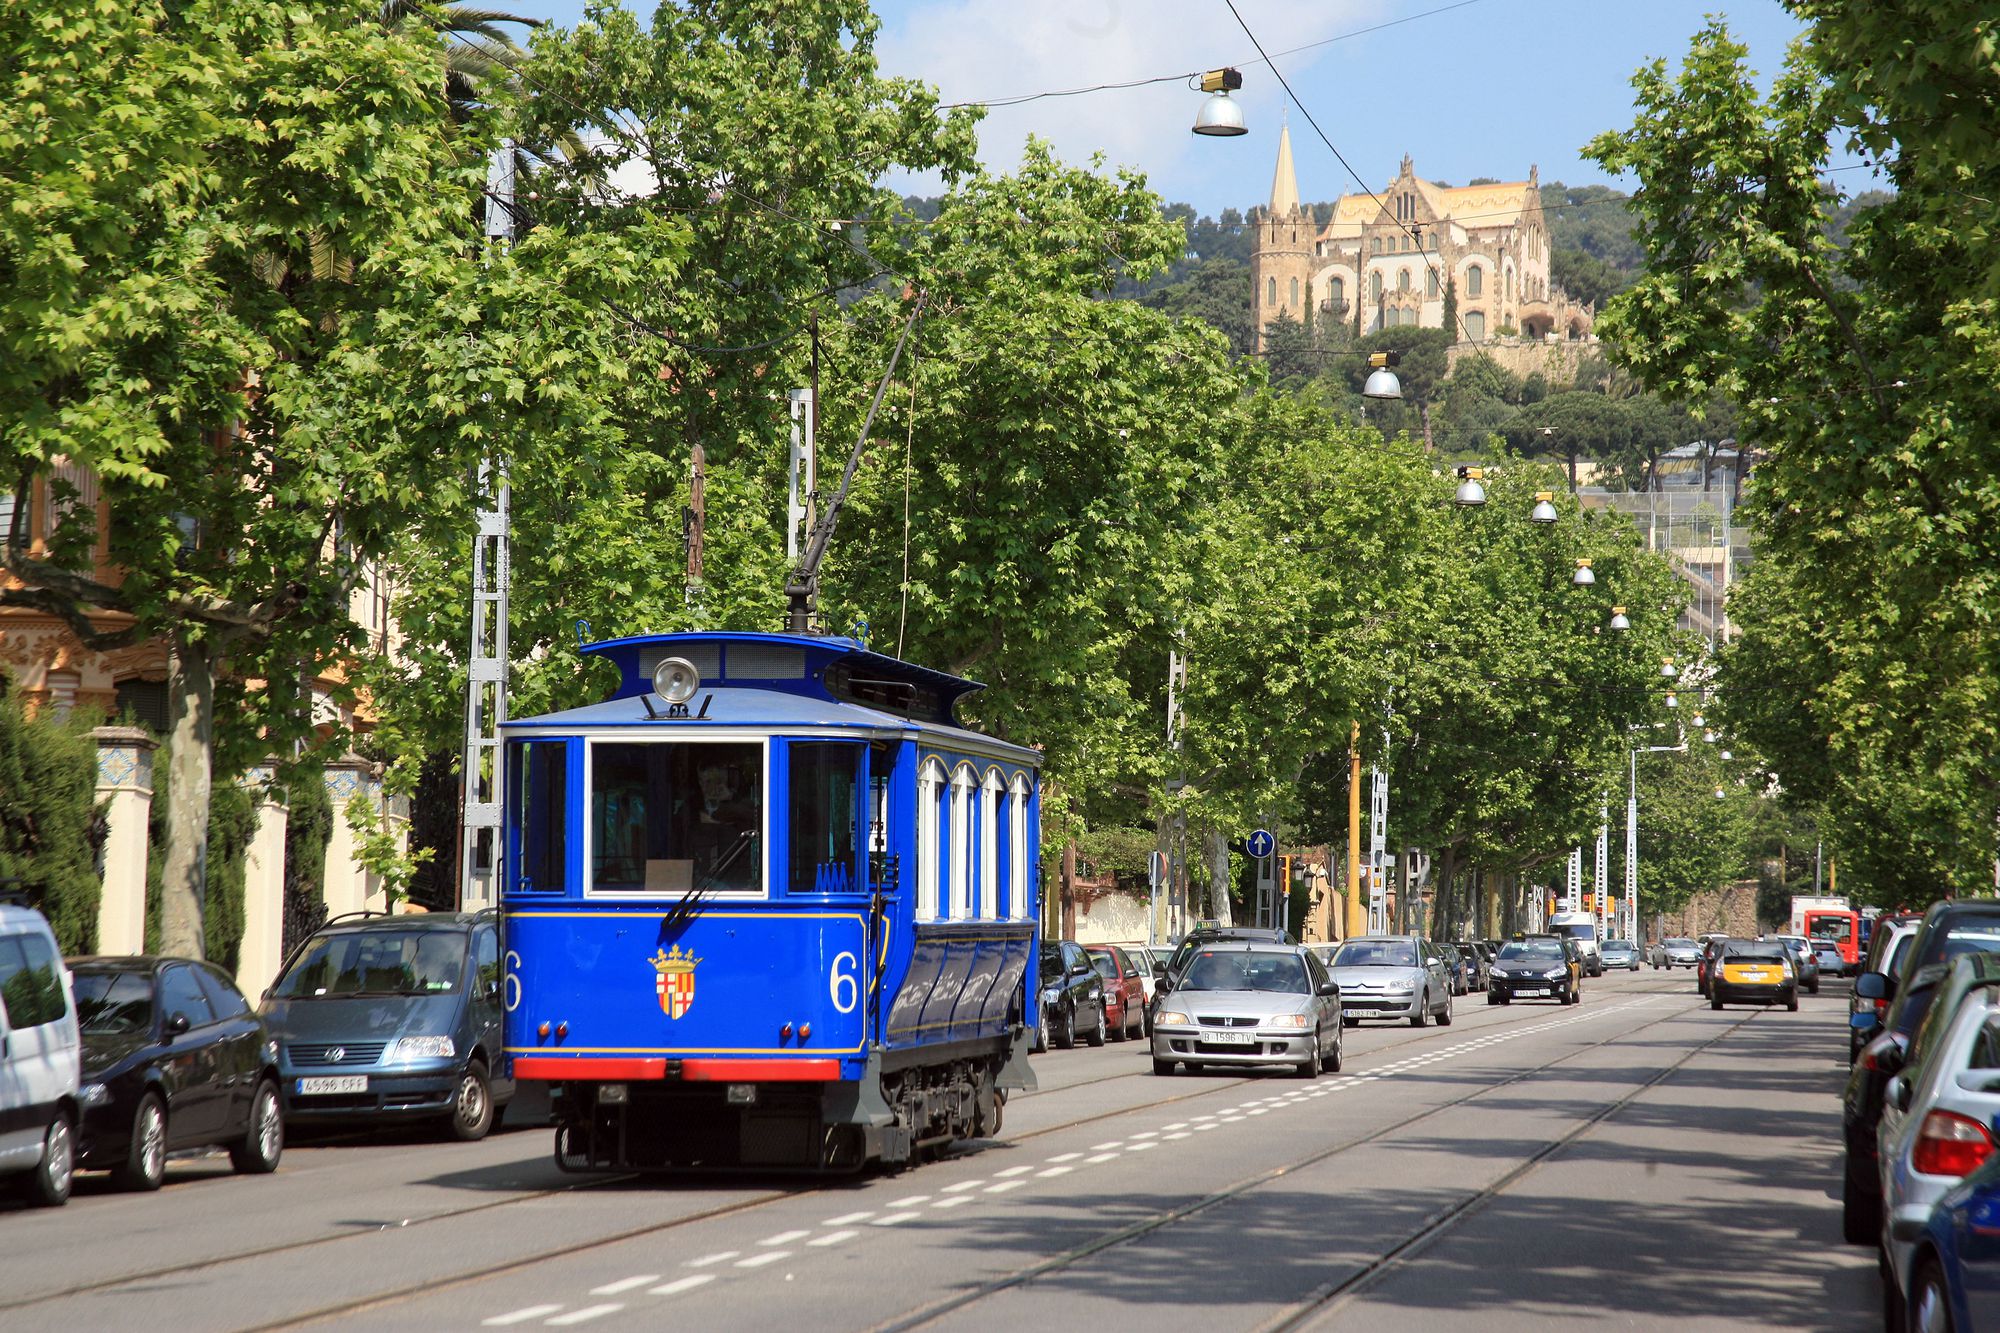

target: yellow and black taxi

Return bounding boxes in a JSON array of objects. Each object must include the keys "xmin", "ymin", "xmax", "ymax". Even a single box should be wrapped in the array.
[{"xmin": 1709, "ymin": 939, "xmax": 1798, "ymax": 1012}]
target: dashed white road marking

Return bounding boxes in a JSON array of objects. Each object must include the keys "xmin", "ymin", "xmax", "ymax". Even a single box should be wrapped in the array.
[
  {"xmin": 941, "ymin": 1180, "xmax": 983, "ymax": 1193},
  {"xmin": 1086, "ymin": 1151, "xmax": 1120, "ymax": 1163},
  {"xmin": 995, "ymin": 1164, "xmax": 1034, "ymax": 1177},
  {"xmin": 547, "ymin": 1306, "xmax": 624, "ymax": 1327},
  {"xmin": 1037, "ymin": 1165, "xmax": 1075, "ymax": 1177},
  {"xmin": 985, "ymin": 1179, "xmax": 1026, "ymax": 1194},
  {"xmin": 589, "ymin": 1276, "xmax": 659, "ymax": 1296},
  {"xmin": 1047, "ymin": 1152, "xmax": 1083, "ymax": 1163},
  {"xmin": 1163, "ymin": 1131, "xmax": 1191, "ymax": 1140},
  {"xmin": 1131, "ymin": 1130, "xmax": 1158, "ymax": 1139},
  {"xmin": 686, "ymin": 1251, "xmax": 739, "ymax": 1268},
  {"xmin": 933, "ymin": 1196, "xmax": 974, "ymax": 1209},
  {"xmin": 808, "ymin": 1230, "xmax": 859, "ymax": 1247},
  {"xmin": 735, "ymin": 1251, "xmax": 791, "ymax": 1269},
  {"xmin": 825, "ymin": 1210, "xmax": 874, "ymax": 1226},
  {"xmin": 888, "ymin": 1195, "xmax": 930, "ymax": 1207},
  {"xmin": 1091, "ymin": 1141, "xmax": 1124, "ymax": 1150},
  {"xmin": 1127, "ymin": 1140, "xmax": 1159, "ymax": 1152},
  {"xmin": 873, "ymin": 1211, "xmax": 921, "ymax": 1226},
  {"xmin": 1162, "ymin": 1121, "xmax": 1189, "ymax": 1130},
  {"xmin": 760, "ymin": 1230, "xmax": 810, "ymax": 1246},
  {"xmin": 483, "ymin": 1307, "xmax": 562, "ymax": 1327},
  {"xmin": 1194, "ymin": 1122, "xmax": 1219, "ymax": 1131},
  {"xmin": 650, "ymin": 1275, "xmax": 716, "ymax": 1296}
]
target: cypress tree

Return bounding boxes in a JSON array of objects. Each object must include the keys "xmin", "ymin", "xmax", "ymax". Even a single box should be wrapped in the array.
[{"xmin": 0, "ymin": 681, "xmax": 106, "ymax": 954}]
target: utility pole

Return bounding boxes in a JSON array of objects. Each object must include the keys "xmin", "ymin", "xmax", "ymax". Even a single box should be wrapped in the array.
[
  {"xmin": 1595, "ymin": 801, "xmax": 1610, "ymax": 936},
  {"xmin": 458, "ymin": 143, "xmax": 514, "ymax": 911},
  {"xmin": 1368, "ymin": 745, "xmax": 1389, "ymax": 934},
  {"xmin": 686, "ymin": 442, "xmax": 706, "ymax": 588},
  {"xmin": 1346, "ymin": 723, "xmax": 1365, "ymax": 937}
]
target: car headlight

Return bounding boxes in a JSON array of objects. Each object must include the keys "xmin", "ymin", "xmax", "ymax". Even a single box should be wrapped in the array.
[
  {"xmin": 80, "ymin": 1082, "xmax": 110, "ymax": 1108},
  {"xmin": 1264, "ymin": 1014, "xmax": 1311, "ymax": 1028},
  {"xmin": 1543, "ymin": 968, "xmax": 1568, "ymax": 980},
  {"xmin": 1155, "ymin": 1010, "xmax": 1194, "ymax": 1027},
  {"xmin": 389, "ymin": 1035, "xmax": 456, "ymax": 1061},
  {"xmin": 1384, "ymin": 983, "xmax": 1415, "ymax": 994}
]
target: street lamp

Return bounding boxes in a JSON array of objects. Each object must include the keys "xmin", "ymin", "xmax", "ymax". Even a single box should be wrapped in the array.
[
  {"xmin": 1531, "ymin": 491, "xmax": 1559, "ymax": 524},
  {"xmin": 1454, "ymin": 465, "xmax": 1486, "ymax": 507},
  {"xmin": 1608, "ymin": 605, "xmax": 1631, "ymax": 632},
  {"xmin": 1191, "ymin": 69, "xmax": 1247, "ymax": 136},
  {"xmin": 1661, "ymin": 658, "xmax": 1678, "ymax": 679},
  {"xmin": 1364, "ymin": 350, "xmax": 1404, "ymax": 400},
  {"xmin": 1571, "ymin": 557, "xmax": 1595, "ymax": 586}
]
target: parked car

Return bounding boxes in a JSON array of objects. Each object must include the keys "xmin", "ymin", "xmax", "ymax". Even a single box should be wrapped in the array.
[
  {"xmin": 1894, "ymin": 1146, "xmax": 2000, "ymax": 1333},
  {"xmin": 1488, "ymin": 937, "xmax": 1582, "ymax": 1005},
  {"xmin": 1599, "ymin": 939, "xmax": 1641, "ymax": 971},
  {"xmin": 1651, "ymin": 937, "xmax": 1702, "ymax": 969},
  {"xmin": 0, "ymin": 901, "xmax": 81, "ymax": 1206},
  {"xmin": 1852, "ymin": 916, "xmax": 1924, "ymax": 1060},
  {"xmin": 262, "ymin": 910, "xmax": 513, "ymax": 1140},
  {"xmin": 1082, "ymin": 944, "xmax": 1147, "ymax": 1041},
  {"xmin": 1150, "ymin": 943, "xmax": 1341, "ymax": 1077},
  {"xmin": 1875, "ymin": 953, "xmax": 2000, "ymax": 1320},
  {"xmin": 1456, "ymin": 942, "xmax": 1489, "ymax": 990},
  {"xmin": 1709, "ymin": 939, "xmax": 1798, "ymax": 1011},
  {"xmin": 1128, "ymin": 945, "xmax": 1167, "ymax": 1009},
  {"xmin": 1441, "ymin": 944, "xmax": 1471, "ymax": 996},
  {"xmin": 1844, "ymin": 901, "xmax": 2000, "ymax": 1246},
  {"xmin": 1034, "ymin": 940, "xmax": 1107, "ymax": 1050},
  {"xmin": 1812, "ymin": 938, "xmax": 1848, "ymax": 979},
  {"xmin": 69, "ymin": 957, "xmax": 283, "ymax": 1190},
  {"xmin": 1323, "ymin": 935, "xmax": 1453, "ymax": 1027}
]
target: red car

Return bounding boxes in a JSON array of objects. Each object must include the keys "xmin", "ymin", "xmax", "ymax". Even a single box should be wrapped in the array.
[
  {"xmin": 1696, "ymin": 935, "xmax": 1731, "ymax": 997},
  {"xmin": 1083, "ymin": 944, "xmax": 1148, "ymax": 1040}
]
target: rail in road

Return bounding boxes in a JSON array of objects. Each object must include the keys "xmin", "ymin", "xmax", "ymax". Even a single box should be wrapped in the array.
[{"xmin": 0, "ymin": 972, "xmax": 1870, "ymax": 1331}]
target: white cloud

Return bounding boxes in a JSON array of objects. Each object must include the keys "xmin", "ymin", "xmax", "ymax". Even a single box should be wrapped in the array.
[{"xmin": 873, "ymin": 0, "xmax": 1393, "ymax": 201}]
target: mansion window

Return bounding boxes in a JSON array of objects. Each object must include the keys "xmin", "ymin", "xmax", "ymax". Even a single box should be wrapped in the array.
[
  {"xmin": 1464, "ymin": 311, "xmax": 1486, "ymax": 341},
  {"xmin": 1329, "ymin": 276, "xmax": 1344, "ymax": 307},
  {"xmin": 1466, "ymin": 265, "xmax": 1484, "ymax": 297},
  {"xmin": 1266, "ymin": 277, "xmax": 1277, "ymax": 306},
  {"xmin": 1370, "ymin": 272, "xmax": 1383, "ymax": 300},
  {"xmin": 1290, "ymin": 277, "xmax": 1300, "ymax": 307},
  {"xmin": 1427, "ymin": 269, "xmax": 1439, "ymax": 298},
  {"xmin": 1398, "ymin": 269, "xmax": 1411, "ymax": 292}
]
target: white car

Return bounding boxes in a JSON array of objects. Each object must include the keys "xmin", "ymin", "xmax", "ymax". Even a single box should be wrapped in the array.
[{"xmin": 0, "ymin": 900, "xmax": 82, "ymax": 1206}]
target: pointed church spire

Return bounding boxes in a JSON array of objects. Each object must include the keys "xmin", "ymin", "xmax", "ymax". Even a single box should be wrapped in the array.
[{"xmin": 1269, "ymin": 122, "xmax": 1300, "ymax": 218}]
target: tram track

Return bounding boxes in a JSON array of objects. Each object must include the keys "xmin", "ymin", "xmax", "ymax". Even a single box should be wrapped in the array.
[
  {"xmin": 2, "ymin": 979, "xmax": 1683, "ymax": 1326},
  {"xmin": 864, "ymin": 991, "xmax": 1728, "ymax": 1333}
]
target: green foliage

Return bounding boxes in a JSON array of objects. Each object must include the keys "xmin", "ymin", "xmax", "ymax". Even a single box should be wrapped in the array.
[
  {"xmin": 0, "ymin": 685, "xmax": 105, "ymax": 954},
  {"xmin": 1137, "ymin": 258, "xmax": 1256, "ymax": 356},
  {"xmin": 1589, "ymin": 12, "xmax": 2000, "ymax": 901},
  {"xmin": 281, "ymin": 768, "xmax": 332, "ymax": 958},
  {"xmin": 1261, "ymin": 310, "xmax": 1318, "ymax": 386}
]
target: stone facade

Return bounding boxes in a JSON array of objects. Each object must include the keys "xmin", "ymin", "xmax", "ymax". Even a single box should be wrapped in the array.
[
  {"xmin": 1656, "ymin": 879, "xmax": 1765, "ymax": 942},
  {"xmin": 1250, "ymin": 131, "xmax": 1595, "ymax": 351}
]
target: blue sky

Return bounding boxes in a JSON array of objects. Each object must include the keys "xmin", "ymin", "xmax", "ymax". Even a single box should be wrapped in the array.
[{"xmin": 500, "ymin": 1, "xmax": 1864, "ymax": 215}]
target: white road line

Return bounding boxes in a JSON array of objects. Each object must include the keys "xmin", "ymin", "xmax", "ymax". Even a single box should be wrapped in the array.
[
  {"xmin": 483, "ymin": 1307, "xmax": 562, "ymax": 1327},
  {"xmin": 546, "ymin": 1306, "xmax": 624, "ymax": 1327},
  {"xmin": 1091, "ymin": 1141, "xmax": 1124, "ymax": 1150},
  {"xmin": 933, "ymin": 1195, "xmax": 974, "ymax": 1209},
  {"xmin": 825, "ymin": 1211, "xmax": 875, "ymax": 1226},
  {"xmin": 1130, "ymin": 1130, "xmax": 1158, "ymax": 1139},
  {"xmin": 1086, "ymin": 1151, "xmax": 1120, "ymax": 1163},
  {"xmin": 1162, "ymin": 1121, "xmax": 1188, "ymax": 1130},
  {"xmin": 1047, "ymin": 1152, "xmax": 1083, "ymax": 1163},
  {"xmin": 589, "ymin": 1276, "xmax": 660, "ymax": 1296},
  {"xmin": 808, "ymin": 1230, "xmax": 859, "ymax": 1247},
  {"xmin": 1037, "ymin": 1165, "xmax": 1075, "ymax": 1177},
  {"xmin": 1163, "ymin": 1131, "xmax": 1191, "ymax": 1140},
  {"xmin": 1247, "ymin": 1109, "xmax": 1268, "ymax": 1116},
  {"xmin": 1191, "ymin": 1114, "xmax": 1214, "ymax": 1122},
  {"xmin": 649, "ymin": 1275, "xmax": 716, "ymax": 1297},
  {"xmin": 985, "ymin": 1179, "xmax": 1026, "ymax": 1194},
  {"xmin": 1127, "ymin": 1140, "xmax": 1159, "ymax": 1152},
  {"xmin": 995, "ymin": 1165, "xmax": 1035, "ymax": 1178},
  {"xmin": 1194, "ymin": 1122, "xmax": 1219, "ymax": 1131},
  {"xmin": 941, "ymin": 1180, "xmax": 984, "ymax": 1193},
  {"xmin": 760, "ymin": 1230, "xmax": 810, "ymax": 1246},
  {"xmin": 1219, "ymin": 1116, "xmax": 1245, "ymax": 1124},
  {"xmin": 873, "ymin": 1211, "xmax": 921, "ymax": 1226},
  {"xmin": 686, "ymin": 1252, "xmax": 739, "ymax": 1268},
  {"xmin": 889, "ymin": 1195, "xmax": 930, "ymax": 1207},
  {"xmin": 735, "ymin": 1252, "xmax": 791, "ymax": 1269}
]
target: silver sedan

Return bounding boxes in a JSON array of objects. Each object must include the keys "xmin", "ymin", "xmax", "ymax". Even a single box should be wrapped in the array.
[{"xmin": 1151, "ymin": 945, "xmax": 1342, "ymax": 1078}]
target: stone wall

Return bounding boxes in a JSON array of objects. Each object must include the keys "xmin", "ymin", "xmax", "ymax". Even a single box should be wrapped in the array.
[
  {"xmin": 1655, "ymin": 879, "xmax": 1764, "ymax": 941},
  {"xmin": 1446, "ymin": 337, "xmax": 1596, "ymax": 386}
]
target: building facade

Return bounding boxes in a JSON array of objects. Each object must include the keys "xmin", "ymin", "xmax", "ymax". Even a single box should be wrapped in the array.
[{"xmin": 1250, "ymin": 129, "xmax": 1595, "ymax": 349}]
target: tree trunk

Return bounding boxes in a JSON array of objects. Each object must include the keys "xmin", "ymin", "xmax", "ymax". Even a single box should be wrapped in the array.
[
  {"xmin": 1205, "ymin": 828, "xmax": 1234, "ymax": 928},
  {"xmin": 1060, "ymin": 838, "xmax": 1077, "ymax": 939},
  {"xmin": 158, "ymin": 636, "xmax": 215, "ymax": 959}
]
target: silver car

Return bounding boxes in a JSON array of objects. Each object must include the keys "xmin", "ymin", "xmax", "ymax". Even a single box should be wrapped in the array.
[
  {"xmin": 1323, "ymin": 935, "xmax": 1454, "ymax": 1027},
  {"xmin": 1150, "ymin": 944, "xmax": 1342, "ymax": 1078},
  {"xmin": 1880, "ymin": 956, "xmax": 2000, "ymax": 1308},
  {"xmin": 1652, "ymin": 937, "xmax": 1702, "ymax": 969}
]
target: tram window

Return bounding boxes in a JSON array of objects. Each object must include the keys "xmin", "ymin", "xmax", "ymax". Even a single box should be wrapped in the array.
[
  {"xmin": 788, "ymin": 742, "xmax": 860, "ymax": 893},
  {"xmin": 508, "ymin": 741, "xmax": 568, "ymax": 894},
  {"xmin": 589, "ymin": 740, "xmax": 763, "ymax": 894}
]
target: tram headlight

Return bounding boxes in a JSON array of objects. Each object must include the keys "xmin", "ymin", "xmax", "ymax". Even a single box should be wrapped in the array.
[{"xmin": 652, "ymin": 656, "xmax": 701, "ymax": 704}]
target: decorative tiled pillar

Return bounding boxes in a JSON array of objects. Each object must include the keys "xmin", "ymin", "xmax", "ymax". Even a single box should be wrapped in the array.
[
  {"xmin": 92, "ymin": 726, "xmax": 156, "ymax": 955},
  {"xmin": 322, "ymin": 758, "xmax": 372, "ymax": 920},
  {"xmin": 235, "ymin": 765, "xmax": 289, "ymax": 1001}
]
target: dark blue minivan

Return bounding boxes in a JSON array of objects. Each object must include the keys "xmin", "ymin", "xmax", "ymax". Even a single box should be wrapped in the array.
[{"xmin": 261, "ymin": 911, "xmax": 513, "ymax": 1140}]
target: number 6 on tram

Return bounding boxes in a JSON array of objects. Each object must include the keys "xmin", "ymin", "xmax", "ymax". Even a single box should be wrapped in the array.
[{"xmin": 501, "ymin": 630, "xmax": 1042, "ymax": 1171}]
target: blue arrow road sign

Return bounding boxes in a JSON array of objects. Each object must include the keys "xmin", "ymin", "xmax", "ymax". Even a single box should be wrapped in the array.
[{"xmin": 1247, "ymin": 829, "xmax": 1275, "ymax": 859}]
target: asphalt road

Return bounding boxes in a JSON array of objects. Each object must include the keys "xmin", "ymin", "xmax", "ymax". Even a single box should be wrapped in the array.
[{"xmin": 0, "ymin": 968, "xmax": 1877, "ymax": 1331}]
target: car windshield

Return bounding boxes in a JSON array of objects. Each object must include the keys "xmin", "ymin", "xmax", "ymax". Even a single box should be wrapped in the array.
[
  {"xmin": 1089, "ymin": 953, "xmax": 1119, "ymax": 981},
  {"xmin": 1179, "ymin": 952, "xmax": 1310, "ymax": 994},
  {"xmin": 71, "ymin": 970, "xmax": 154, "ymax": 1035},
  {"xmin": 1554, "ymin": 923, "xmax": 1597, "ymax": 942},
  {"xmin": 1499, "ymin": 942, "xmax": 1563, "ymax": 961},
  {"xmin": 1039, "ymin": 947, "xmax": 1065, "ymax": 978},
  {"xmin": 1332, "ymin": 940, "xmax": 1415, "ymax": 968},
  {"xmin": 272, "ymin": 929, "xmax": 465, "ymax": 998},
  {"xmin": 1666, "ymin": 939, "xmax": 1695, "ymax": 948},
  {"xmin": 1604, "ymin": 941, "xmax": 1633, "ymax": 951}
]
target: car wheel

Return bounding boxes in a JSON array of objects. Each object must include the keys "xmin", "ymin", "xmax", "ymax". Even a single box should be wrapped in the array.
[
  {"xmin": 1055, "ymin": 1004, "xmax": 1076, "ymax": 1049},
  {"xmin": 1788, "ymin": 991, "xmax": 1800, "ymax": 1012},
  {"xmin": 1085, "ymin": 1002, "xmax": 1107, "ymax": 1047},
  {"xmin": 1341, "ymin": 1015, "xmax": 1359, "ymax": 1028},
  {"xmin": 1322, "ymin": 1031, "xmax": 1342, "ymax": 1073},
  {"xmin": 231, "ymin": 1079, "xmax": 284, "ymax": 1174},
  {"xmin": 447, "ymin": 1059, "xmax": 495, "ymax": 1142},
  {"xmin": 21, "ymin": 1112, "xmax": 74, "ymax": 1208},
  {"xmin": 116, "ymin": 1092, "xmax": 168, "ymax": 1192},
  {"xmin": 1487, "ymin": 993, "xmax": 1499, "ymax": 1005},
  {"xmin": 1127, "ymin": 1004, "xmax": 1144, "ymax": 1041},
  {"xmin": 1909, "ymin": 1256, "xmax": 1954, "ymax": 1333},
  {"xmin": 1409, "ymin": 993, "xmax": 1428, "ymax": 1028},
  {"xmin": 1810, "ymin": 980, "xmax": 1821, "ymax": 996},
  {"xmin": 1437, "ymin": 992, "xmax": 1453, "ymax": 1026},
  {"xmin": 1152, "ymin": 1058, "xmax": 1176, "ymax": 1076},
  {"xmin": 1711, "ymin": 994, "xmax": 1724, "ymax": 1010},
  {"xmin": 1843, "ymin": 1142, "xmax": 1883, "ymax": 1243}
]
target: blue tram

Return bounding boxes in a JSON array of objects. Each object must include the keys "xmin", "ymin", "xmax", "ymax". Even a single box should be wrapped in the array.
[{"xmin": 499, "ymin": 630, "xmax": 1042, "ymax": 1171}]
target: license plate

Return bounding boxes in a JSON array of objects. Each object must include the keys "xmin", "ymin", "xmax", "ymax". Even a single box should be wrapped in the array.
[
  {"xmin": 1520, "ymin": 988, "xmax": 1547, "ymax": 996},
  {"xmin": 296, "ymin": 1075, "xmax": 368, "ymax": 1095},
  {"xmin": 1203, "ymin": 1031, "xmax": 1256, "ymax": 1045}
]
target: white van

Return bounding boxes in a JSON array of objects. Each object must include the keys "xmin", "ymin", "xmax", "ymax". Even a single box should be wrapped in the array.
[
  {"xmin": 0, "ymin": 901, "xmax": 82, "ymax": 1206},
  {"xmin": 1548, "ymin": 912, "xmax": 1604, "ymax": 977}
]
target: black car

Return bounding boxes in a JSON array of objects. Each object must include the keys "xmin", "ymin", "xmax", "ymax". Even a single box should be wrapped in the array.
[
  {"xmin": 1843, "ymin": 901, "xmax": 2000, "ymax": 1245},
  {"xmin": 69, "ymin": 957, "xmax": 284, "ymax": 1190},
  {"xmin": 1036, "ymin": 941, "xmax": 1107, "ymax": 1050},
  {"xmin": 1487, "ymin": 937, "xmax": 1583, "ymax": 1005}
]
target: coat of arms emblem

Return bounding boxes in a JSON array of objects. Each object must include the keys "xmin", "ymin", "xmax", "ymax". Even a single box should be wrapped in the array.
[{"xmin": 651, "ymin": 944, "xmax": 700, "ymax": 1019}]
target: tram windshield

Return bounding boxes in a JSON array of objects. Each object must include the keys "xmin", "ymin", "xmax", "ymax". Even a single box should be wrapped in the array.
[{"xmin": 590, "ymin": 740, "xmax": 763, "ymax": 893}]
